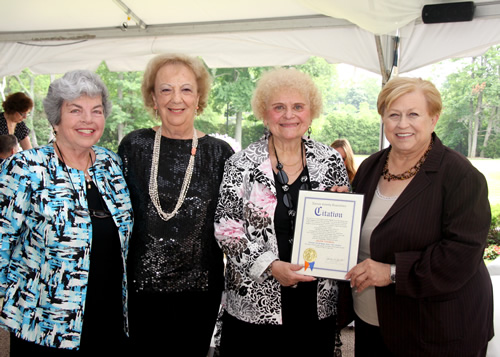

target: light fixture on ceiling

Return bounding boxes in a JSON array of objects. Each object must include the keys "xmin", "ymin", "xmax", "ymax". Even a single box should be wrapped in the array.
[{"xmin": 113, "ymin": 0, "xmax": 148, "ymax": 30}]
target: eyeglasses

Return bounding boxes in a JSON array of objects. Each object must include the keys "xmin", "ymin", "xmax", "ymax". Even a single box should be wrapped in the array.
[
  {"xmin": 87, "ymin": 183, "xmax": 112, "ymax": 219},
  {"xmin": 75, "ymin": 207, "xmax": 111, "ymax": 219},
  {"xmin": 89, "ymin": 207, "xmax": 112, "ymax": 219},
  {"xmin": 74, "ymin": 191, "xmax": 112, "ymax": 219},
  {"xmin": 18, "ymin": 112, "xmax": 28, "ymax": 118}
]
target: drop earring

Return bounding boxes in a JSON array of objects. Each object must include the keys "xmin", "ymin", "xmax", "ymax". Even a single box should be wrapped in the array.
[{"xmin": 307, "ymin": 127, "xmax": 312, "ymax": 139}]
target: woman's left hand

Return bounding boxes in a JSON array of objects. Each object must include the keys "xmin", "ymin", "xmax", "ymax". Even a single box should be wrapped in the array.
[
  {"xmin": 271, "ymin": 261, "xmax": 316, "ymax": 287},
  {"xmin": 345, "ymin": 259, "xmax": 391, "ymax": 293}
]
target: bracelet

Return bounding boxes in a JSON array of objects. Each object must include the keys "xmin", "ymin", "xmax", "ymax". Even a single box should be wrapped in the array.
[
  {"xmin": 390, "ymin": 264, "xmax": 396, "ymax": 284},
  {"xmin": 265, "ymin": 260, "xmax": 277, "ymax": 279}
]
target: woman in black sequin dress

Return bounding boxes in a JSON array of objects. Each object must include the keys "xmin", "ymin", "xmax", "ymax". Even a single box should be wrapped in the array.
[{"xmin": 118, "ymin": 54, "xmax": 234, "ymax": 356}]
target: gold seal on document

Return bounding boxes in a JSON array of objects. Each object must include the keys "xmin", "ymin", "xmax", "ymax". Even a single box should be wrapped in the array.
[{"xmin": 303, "ymin": 248, "xmax": 317, "ymax": 262}]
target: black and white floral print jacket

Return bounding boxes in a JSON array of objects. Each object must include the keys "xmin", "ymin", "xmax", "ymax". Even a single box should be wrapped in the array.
[{"xmin": 214, "ymin": 134, "xmax": 349, "ymax": 325}]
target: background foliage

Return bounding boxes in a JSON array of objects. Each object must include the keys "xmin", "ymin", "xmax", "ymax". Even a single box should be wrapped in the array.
[
  {"xmin": 2, "ymin": 46, "xmax": 499, "ymax": 259},
  {"xmin": 2, "ymin": 46, "xmax": 498, "ymax": 158}
]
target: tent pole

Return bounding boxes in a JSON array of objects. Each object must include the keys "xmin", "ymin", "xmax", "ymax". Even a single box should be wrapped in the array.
[
  {"xmin": 375, "ymin": 35, "xmax": 390, "ymax": 86},
  {"xmin": 375, "ymin": 35, "xmax": 389, "ymax": 150},
  {"xmin": 375, "ymin": 33, "xmax": 400, "ymax": 150}
]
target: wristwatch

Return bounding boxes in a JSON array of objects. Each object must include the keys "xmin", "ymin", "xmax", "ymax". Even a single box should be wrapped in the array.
[{"xmin": 390, "ymin": 264, "xmax": 396, "ymax": 284}]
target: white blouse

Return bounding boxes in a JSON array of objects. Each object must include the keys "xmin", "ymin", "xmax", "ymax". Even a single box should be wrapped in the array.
[{"xmin": 353, "ymin": 185, "xmax": 398, "ymax": 326}]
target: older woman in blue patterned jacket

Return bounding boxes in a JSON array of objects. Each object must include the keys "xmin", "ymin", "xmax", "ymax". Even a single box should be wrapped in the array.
[
  {"xmin": 0, "ymin": 70, "xmax": 133, "ymax": 356},
  {"xmin": 214, "ymin": 68, "xmax": 350, "ymax": 357}
]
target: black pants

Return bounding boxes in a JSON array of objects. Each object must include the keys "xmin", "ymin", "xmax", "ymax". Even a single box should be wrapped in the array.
[
  {"xmin": 10, "ymin": 330, "xmax": 129, "ymax": 357},
  {"xmin": 354, "ymin": 314, "xmax": 488, "ymax": 357},
  {"xmin": 128, "ymin": 289, "xmax": 221, "ymax": 357},
  {"xmin": 219, "ymin": 311, "xmax": 336, "ymax": 357},
  {"xmin": 354, "ymin": 315, "xmax": 393, "ymax": 357}
]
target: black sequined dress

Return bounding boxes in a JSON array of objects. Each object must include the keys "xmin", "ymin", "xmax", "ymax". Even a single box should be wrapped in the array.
[{"xmin": 118, "ymin": 128, "xmax": 234, "ymax": 355}]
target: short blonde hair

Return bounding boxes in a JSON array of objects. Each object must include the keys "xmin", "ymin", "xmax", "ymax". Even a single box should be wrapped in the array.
[
  {"xmin": 141, "ymin": 53, "xmax": 212, "ymax": 114},
  {"xmin": 377, "ymin": 77, "xmax": 442, "ymax": 117},
  {"xmin": 251, "ymin": 67, "xmax": 323, "ymax": 120}
]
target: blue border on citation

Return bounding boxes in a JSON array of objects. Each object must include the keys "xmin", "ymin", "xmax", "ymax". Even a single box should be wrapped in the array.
[{"xmin": 291, "ymin": 190, "xmax": 364, "ymax": 280}]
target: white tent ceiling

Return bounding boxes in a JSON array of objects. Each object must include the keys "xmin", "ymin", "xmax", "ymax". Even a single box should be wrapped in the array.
[{"xmin": 1, "ymin": 0, "xmax": 500, "ymax": 77}]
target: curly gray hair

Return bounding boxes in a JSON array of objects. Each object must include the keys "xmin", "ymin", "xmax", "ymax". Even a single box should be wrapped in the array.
[{"xmin": 43, "ymin": 70, "xmax": 112, "ymax": 126}]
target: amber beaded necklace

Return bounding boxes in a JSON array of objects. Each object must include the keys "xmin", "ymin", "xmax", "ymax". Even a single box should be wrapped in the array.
[{"xmin": 382, "ymin": 139, "xmax": 433, "ymax": 182}]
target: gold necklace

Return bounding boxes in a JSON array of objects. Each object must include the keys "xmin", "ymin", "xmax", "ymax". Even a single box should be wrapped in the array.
[
  {"xmin": 382, "ymin": 139, "xmax": 433, "ymax": 182},
  {"xmin": 278, "ymin": 155, "xmax": 303, "ymax": 167},
  {"xmin": 285, "ymin": 163, "xmax": 306, "ymax": 177},
  {"xmin": 272, "ymin": 137, "xmax": 304, "ymax": 167}
]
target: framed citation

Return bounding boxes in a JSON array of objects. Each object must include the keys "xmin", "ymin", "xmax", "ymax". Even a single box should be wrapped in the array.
[{"xmin": 291, "ymin": 190, "xmax": 364, "ymax": 280}]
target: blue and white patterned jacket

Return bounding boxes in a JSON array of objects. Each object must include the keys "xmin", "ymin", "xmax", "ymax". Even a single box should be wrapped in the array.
[
  {"xmin": 214, "ymin": 135, "xmax": 350, "ymax": 325},
  {"xmin": 0, "ymin": 145, "xmax": 133, "ymax": 350}
]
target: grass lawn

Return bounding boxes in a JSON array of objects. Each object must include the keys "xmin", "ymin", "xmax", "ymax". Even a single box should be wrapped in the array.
[{"xmin": 469, "ymin": 158, "xmax": 500, "ymax": 207}]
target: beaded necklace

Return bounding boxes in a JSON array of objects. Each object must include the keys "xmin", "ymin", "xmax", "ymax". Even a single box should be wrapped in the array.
[
  {"xmin": 272, "ymin": 136, "xmax": 308, "ymax": 192},
  {"xmin": 382, "ymin": 139, "xmax": 433, "ymax": 182},
  {"xmin": 149, "ymin": 125, "xmax": 198, "ymax": 221}
]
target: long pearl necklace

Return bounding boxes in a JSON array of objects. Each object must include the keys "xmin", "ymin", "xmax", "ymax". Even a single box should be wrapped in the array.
[{"xmin": 149, "ymin": 125, "xmax": 198, "ymax": 221}]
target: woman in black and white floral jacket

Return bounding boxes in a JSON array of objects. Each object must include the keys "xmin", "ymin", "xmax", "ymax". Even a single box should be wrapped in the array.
[{"xmin": 214, "ymin": 68, "xmax": 350, "ymax": 357}]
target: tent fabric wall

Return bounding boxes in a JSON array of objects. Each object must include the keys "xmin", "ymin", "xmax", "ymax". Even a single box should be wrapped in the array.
[
  {"xmin": 298, "ymin": 0, "xmax": 423, "ymax": 34},
  {"xmin": 399, "ymin": 17, "xmax": 500, "ymax": 71},
  {"xmin": 1, "ymin": 0, "xmax": 500, "ymax": 77},
  {"xmin": 2, "ymin": 16, "xmax": 500, "ymax": 77}
]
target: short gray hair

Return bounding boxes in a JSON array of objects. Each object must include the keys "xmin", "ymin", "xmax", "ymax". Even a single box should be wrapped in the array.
[{"xmin": 43, "ymin": 70, "xmax": 112, "ymax": 126}]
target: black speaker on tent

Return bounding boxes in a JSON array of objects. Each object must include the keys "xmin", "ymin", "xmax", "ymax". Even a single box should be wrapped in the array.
[{"xmin": 422, "ymin": 1, "xmax": 475, "ymax": 24}]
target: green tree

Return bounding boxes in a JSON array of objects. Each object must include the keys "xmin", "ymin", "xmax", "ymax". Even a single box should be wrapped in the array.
[
  {"xmin": 438, "ymin": 45, "xmax": 500, "ymax": 158},
  {"xmin": 96, "ymin": 63, "xmax": 154, "ymax": 151},
  {"xmin": 294, "ymin": 57, "xmax": 340, "ymax": 115},
  {"xmin": 317, "ymin": 102, "xmax": 379, "ymax": 154},
  {"xmin": 210, "ymin": 67, "xmax": 268, "ymax": 145}
]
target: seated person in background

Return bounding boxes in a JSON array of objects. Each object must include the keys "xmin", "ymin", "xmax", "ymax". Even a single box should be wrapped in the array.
[
  {"xmin": 1, "ymin": 92, "xmax": 33, "ymax": 150},
  {"xmin": 0, "ymin": 134, "xmax": 18, "ymax": 164},
  {"xmin": 331, "ymin": 138, "xmax": 356, "ymax": 182}
]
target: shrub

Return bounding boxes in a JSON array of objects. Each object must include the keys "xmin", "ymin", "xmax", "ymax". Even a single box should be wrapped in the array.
[
  {"xmin": 485, "ymin": 205, "xmax": 500, "ymax": 261},
  {"xmin": 487, "ymin": 205, "xmax": 500, "ymax": 247},
  {"xmin": 484, "ymin": 245, "xmax": 500, "ymax": 261}
]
